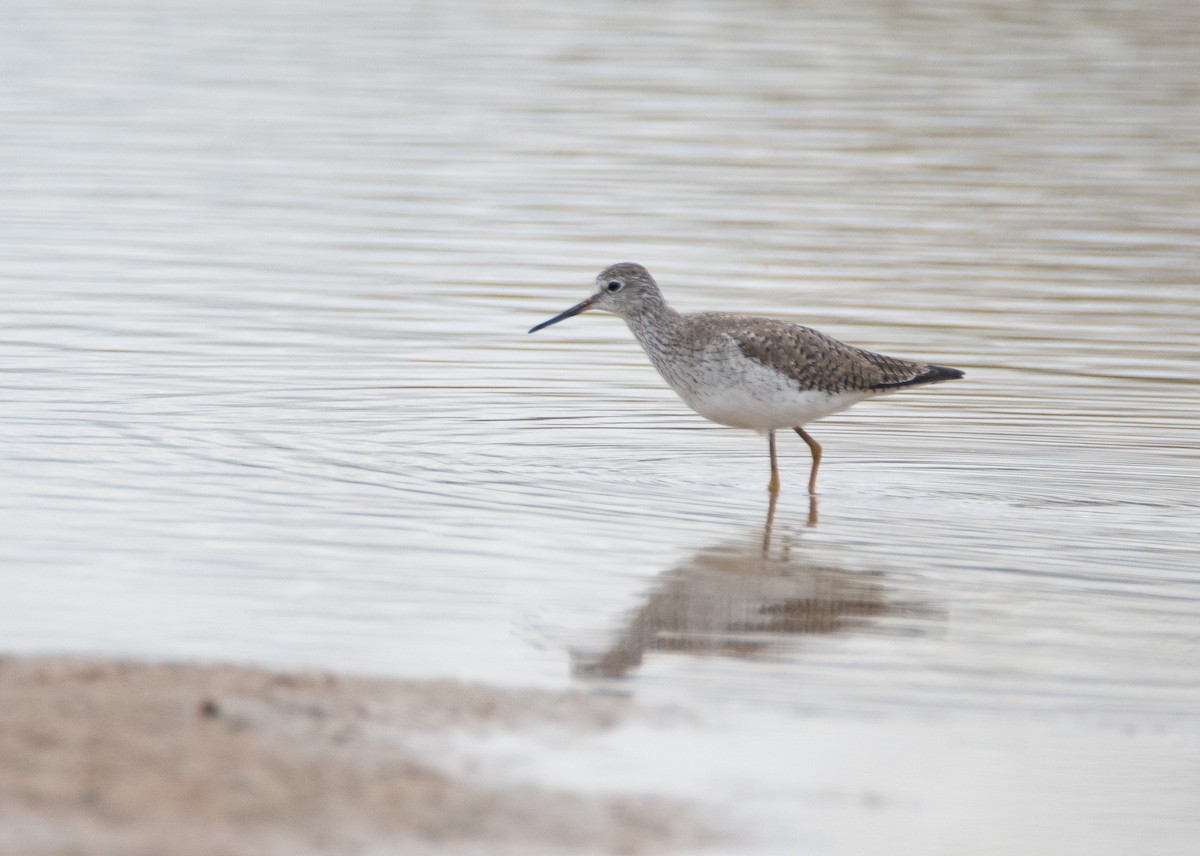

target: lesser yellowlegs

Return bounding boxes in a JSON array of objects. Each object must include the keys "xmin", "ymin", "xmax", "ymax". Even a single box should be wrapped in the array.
[{"xmin": 529, "ymin": 263, "xmax": 964, "ymax": 494}]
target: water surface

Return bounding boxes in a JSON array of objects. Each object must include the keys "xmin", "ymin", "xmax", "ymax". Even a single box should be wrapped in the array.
[{"xmin": 3, "ymin": 1, "xmax": 1198, "ymax": 853}]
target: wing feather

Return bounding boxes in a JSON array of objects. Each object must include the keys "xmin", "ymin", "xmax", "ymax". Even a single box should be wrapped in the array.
[{"xmin": 717, "ymin": 317, "xmax": 960, "ymax": 392}]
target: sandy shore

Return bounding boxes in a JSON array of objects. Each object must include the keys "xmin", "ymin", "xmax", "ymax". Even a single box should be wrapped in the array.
[{"xmin": 0, "ymin": 656, "xmax": 703, "ymax": 856}]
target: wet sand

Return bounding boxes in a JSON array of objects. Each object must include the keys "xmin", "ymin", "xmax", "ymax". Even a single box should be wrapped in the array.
[{"xmin": 0, "ymin": 656, "xmax": 703, "ymax": 856}]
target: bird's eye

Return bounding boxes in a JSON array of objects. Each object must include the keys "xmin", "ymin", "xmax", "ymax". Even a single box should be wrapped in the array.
[{"xmin": 607, "ymin": 281, "xmax": 622, "ymax": 292}]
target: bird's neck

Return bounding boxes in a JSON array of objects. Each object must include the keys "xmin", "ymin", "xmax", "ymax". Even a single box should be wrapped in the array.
[{"xmin": 624, "ymin": 302, "xmax": 681, "ymax": 356}]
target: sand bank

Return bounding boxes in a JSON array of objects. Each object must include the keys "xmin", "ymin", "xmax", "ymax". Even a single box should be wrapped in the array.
[{"xmin": 0, "ymin": 656, "xmax": 702, "ymax": 855}]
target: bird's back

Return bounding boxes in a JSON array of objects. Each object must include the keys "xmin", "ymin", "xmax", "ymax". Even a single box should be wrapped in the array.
[{"xmin": 676, "ymin": 312, "xmax": 960, "ymax": 394}]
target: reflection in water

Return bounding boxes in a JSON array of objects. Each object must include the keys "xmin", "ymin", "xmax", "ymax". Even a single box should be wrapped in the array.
[
  {"xmin": 764, "ymin": 490, "xmax": 817, "ymax": 545},
  {"xmin": 574, "ymin": 497, "xmax": 926, "ymax": 679}
]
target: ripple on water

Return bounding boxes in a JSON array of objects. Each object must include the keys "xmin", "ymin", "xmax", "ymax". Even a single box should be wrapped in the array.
[{"xmin": 1, "ymin": 0, "xmax": 1198, "ymax": 735}]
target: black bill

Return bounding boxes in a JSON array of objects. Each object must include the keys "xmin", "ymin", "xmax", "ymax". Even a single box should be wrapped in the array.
[{"xmin": 528, "ymin": 295, "xmax": 597, "ymax": 334}]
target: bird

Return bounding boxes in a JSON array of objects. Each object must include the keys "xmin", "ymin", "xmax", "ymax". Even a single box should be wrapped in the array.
[{"xmin": 528, "ymin": 263, "xmax": 964, "ymax": 494}]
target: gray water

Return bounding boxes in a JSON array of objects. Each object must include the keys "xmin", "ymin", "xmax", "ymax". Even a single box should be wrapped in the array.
[{"xmin": 3, "ymin": 1, "xmax": 1199, "ymax": 852}]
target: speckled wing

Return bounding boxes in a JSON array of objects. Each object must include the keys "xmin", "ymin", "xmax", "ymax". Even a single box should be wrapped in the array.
[{"xmin": 723, "ymin": 318, "xmax": 962, "ymax": 393}]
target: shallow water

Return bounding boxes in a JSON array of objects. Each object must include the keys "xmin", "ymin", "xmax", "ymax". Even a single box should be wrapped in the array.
[{"xmin": 3, "ymin": 0, "xmax": 1199, "ymax": 852}]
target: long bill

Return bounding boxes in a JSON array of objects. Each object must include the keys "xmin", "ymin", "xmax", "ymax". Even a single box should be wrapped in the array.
[{"xmin": 527, "ymin": 295, "xmax": 597, "ymax": 334}]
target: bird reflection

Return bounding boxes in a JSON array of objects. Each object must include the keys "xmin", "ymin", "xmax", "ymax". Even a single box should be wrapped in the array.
[{"xmin": 573, "ymin": 494, "xmax": 913, "ymax": 679}]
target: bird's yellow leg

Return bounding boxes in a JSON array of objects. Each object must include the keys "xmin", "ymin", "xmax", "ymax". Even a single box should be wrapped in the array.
[
  {"xmin": 767, "ymin": 430, "xmax": 781, "ymax": 494},
  {"xmin": 794, "ymin": 427, "xmax": 822, "ymax": 495}
]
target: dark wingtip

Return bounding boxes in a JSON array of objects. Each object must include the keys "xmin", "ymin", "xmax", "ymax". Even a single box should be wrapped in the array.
[
  {"xmin": 873, "ymin": 364, "xmax": 965, "ymax": 390},
  {"xmin": 924, "ymin": 364, "xmax": 965, "ymax": 382}
]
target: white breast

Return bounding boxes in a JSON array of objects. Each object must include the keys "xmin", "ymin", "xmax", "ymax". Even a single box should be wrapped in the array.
[{"xmin": 680, "ymin": 382, "xmax": 870, "ymax": 432}]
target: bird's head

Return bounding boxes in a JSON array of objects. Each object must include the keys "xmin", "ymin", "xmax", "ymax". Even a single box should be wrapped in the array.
[{"xmin": 528, "ymin": 263, "xmax": 664, "ymax": 333}]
